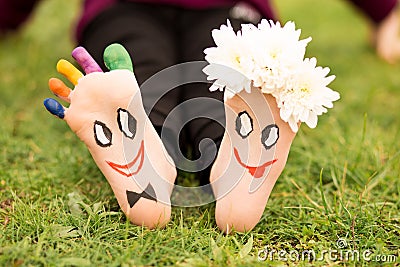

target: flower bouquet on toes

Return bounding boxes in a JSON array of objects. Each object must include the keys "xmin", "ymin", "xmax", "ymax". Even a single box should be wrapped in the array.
[{"xmin": 203, "ymin": 20, "xmax": 340, "ymax": 233}]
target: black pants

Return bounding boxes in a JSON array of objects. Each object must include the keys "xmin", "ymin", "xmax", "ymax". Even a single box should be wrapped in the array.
[{"xmin": 80, "ymin": 2, "xmax": 263, "ymax": 185}]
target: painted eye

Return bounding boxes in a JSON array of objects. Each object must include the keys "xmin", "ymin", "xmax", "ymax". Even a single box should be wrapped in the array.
[
  {"xmin": 94, "ymin": 121, "xmax": 112, "ymax": 147},
  {"xmin": 117, "ymin": 108, "xmax": 137, "ymax": 139},
  {"xmin": 261, "ymin": 124, "xmax": 279, "ymax": 150},
  {"xmin": 235, "ymin": 111, "xmax": 253, "ymax": 138}
]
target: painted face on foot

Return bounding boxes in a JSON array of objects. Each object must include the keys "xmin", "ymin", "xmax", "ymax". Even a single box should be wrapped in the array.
[
  {"xmin": 44, "ymin": 45, "xmax": 163, "ymax": 207},
  {"xmin": 86, "ymin": 91, "xmax": 158, "ymax": 205},
  {"xmin": 44, "ymin": 44, "xmax": 178, "ymax": 228},
  {"xmin": 212, "ymin": 89, "xmax": 285, "ymax": 195},
  {"xmin": 66, "ymin": 75, "xmax": 147, "ymax": 181},
  {"xmin": 233, "ymin": 110, "xmax": 280, "ymax": 178},
  {"xmin": 93, "ymin": 108, "xmax": 145, "ymax": 177},
  {"xmin": 73, "ymin": 78, "xmax": 156, "ymax": 205}
]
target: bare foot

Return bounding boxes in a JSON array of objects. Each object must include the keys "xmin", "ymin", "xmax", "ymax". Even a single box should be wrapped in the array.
[
  {"xmin": 44, "ymin": 44, "xmax": 176, "ymax": 228},
  {"xmin": 210, "ymin": 87, "xmax": 296, "ymax": 233},
  {"xmin": 373, "ymin": 7, "xmax": 400, "ymax": 64},
  {"xmin": 205, "ymin": 19, "xmax": 339, "ymax": 233}
]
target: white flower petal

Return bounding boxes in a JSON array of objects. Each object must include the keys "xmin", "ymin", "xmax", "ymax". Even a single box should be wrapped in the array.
[
  {"xmin": 209, "ymin": 84, "xmax": 222, "ymax": 92},
  {"xmin": 305, "ymin": 111, "xmax": 318, "ymax": 128},
  {"xmin": 288, "ymin": 117, "xmax": 299, "ymax": 133}
]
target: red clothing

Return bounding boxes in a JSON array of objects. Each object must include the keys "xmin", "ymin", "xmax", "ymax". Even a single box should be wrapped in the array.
[
  {"xmin": 349, "ymin": 0, "xmax": 398, "ymax": 24},
  {"xmin": 0, "ymin": 0, "xmax": 40, "ymax": 31},
  {"xmin": 0, "ymin": 0, "xmax": 398, "ymax": 40},
  {"xmin": 75, "ymin": 0, "xmax": 276, "ymax": 42}
]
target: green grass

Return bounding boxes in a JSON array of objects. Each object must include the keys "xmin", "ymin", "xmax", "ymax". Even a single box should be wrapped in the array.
[{"xmin": 0, "ymin": 0, "xmax": 399, "ymax": 266}]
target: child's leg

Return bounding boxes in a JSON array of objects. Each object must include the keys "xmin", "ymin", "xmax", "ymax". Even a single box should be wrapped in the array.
[
  {"xmin": 47, "ymin": 2, "xmax": 191, "ymax": 227},
  {"xmin": 210, "ymin": 88, "xmax": 296, "ymax": 233},
  {"xmin": 203, "ymin": 19, "xmax": 339, "ymax": 233},
  {"xmin": 45, "ymin": 45, "xmax": 178, "ymax": 228}
]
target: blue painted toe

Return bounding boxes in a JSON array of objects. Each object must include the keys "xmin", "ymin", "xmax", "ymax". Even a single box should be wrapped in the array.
[{"xmin": 44, "ymin": 98, "xmax": 65, "ymax": 119}]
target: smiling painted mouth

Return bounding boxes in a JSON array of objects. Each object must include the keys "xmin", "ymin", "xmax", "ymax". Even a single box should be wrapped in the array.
[
  {"xmin": 106, "ymin": 140, "xmax": 144, "ymax": 177},
  {"xmin": 234, "ymin": 147, "xmax": 277, "ymax": 178}
]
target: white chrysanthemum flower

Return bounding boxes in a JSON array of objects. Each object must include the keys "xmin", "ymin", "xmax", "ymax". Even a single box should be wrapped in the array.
[
  {"xmin": 204, "ymin": 20, "xmax": 312, "ymax": 98},
  {"xmin": 257, "ymin": 20, "xmax": 311, "ymax": 62},
  {"xmin": 203, "ymin": 20, "xmax": 254, "ymax": 97},
  {"xmin": 203, "ymin": 63, "xmax": 251, "ymax": 100},
  {"xmin": 254, "ymin": 21, "xmax": 311, "ymax": 94},
  {"xmin": 276, "ymin": 58, "xmax": 340, "ymax": 132}
]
